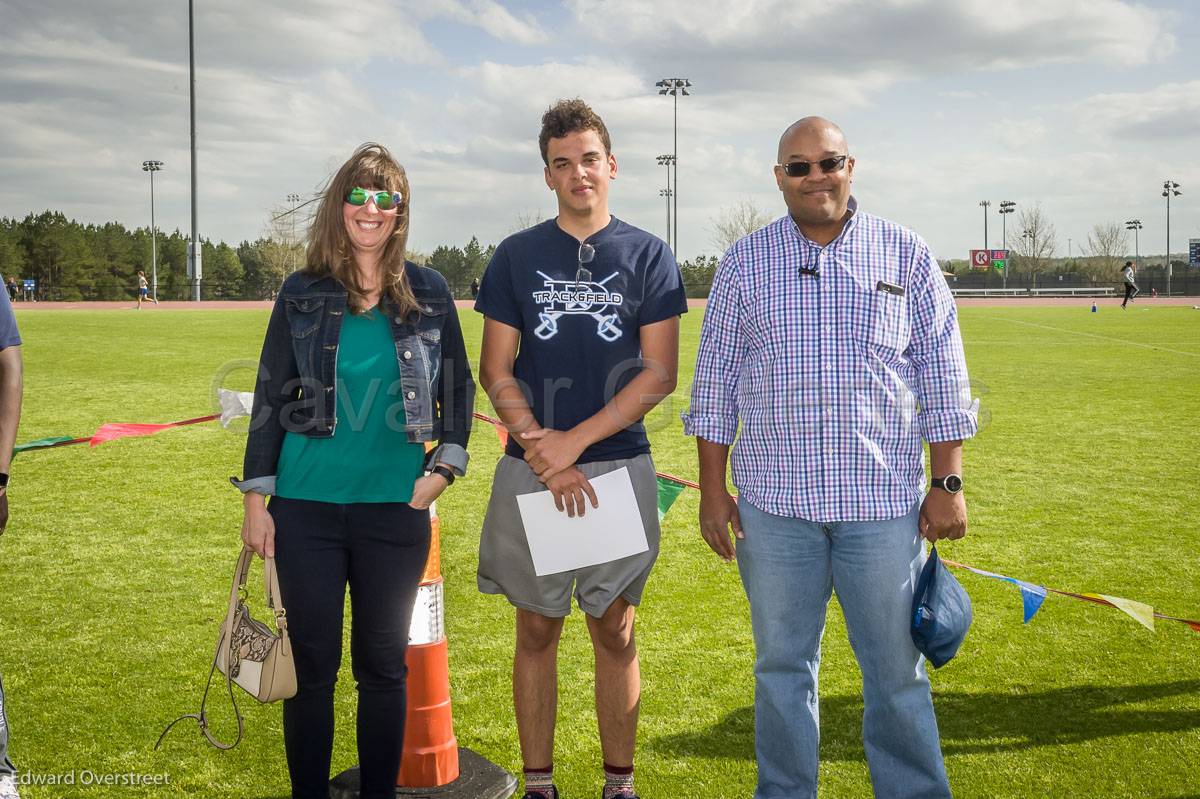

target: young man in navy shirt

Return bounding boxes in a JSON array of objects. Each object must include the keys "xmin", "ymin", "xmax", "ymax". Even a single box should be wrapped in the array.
[{"xmin": 475, "ymin": 99, "xmax": 686, "ymax": 799}]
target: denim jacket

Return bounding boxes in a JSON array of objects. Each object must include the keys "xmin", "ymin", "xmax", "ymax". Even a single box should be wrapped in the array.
[{"xmin": 233, "ymin": 262, "xmax": 474, "ymax": 495}]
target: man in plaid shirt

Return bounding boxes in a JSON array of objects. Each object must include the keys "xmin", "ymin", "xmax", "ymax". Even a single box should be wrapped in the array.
[{"xmin": 683, "ymin": 117, "xmax": 978, "ymax": 799}]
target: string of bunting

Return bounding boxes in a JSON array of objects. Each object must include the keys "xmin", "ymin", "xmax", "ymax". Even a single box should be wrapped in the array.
[
  {"xmin": 13, "ymin": 415, "xmax": 219, "ymax": 452},
  {"xmin": 469, "ymin": 410, "xmax": 1199, "ymax": 636},
  {"xmin": 13, "ymin": 398, "xmax": 1197, "ymax": 635}
]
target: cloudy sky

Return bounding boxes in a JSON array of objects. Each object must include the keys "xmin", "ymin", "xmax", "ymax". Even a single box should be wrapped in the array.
[{"xmin": 1, "ymin": 0, "xmax": 1196, "ymax": 263}]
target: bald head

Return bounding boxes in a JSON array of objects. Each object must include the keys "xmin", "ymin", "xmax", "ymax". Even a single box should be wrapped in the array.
[
  {"xmin": 773, "ymin": 116, "xmax": 855, "ymax": 244},
  {"xmin": 777, "ymin": 117, "xmax": 848, "ymax": 162}
]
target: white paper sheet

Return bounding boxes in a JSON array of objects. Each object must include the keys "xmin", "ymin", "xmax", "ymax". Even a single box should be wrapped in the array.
[{"xmin": 516, "ymin": 466, "xmax": 649, "ymax": 576}]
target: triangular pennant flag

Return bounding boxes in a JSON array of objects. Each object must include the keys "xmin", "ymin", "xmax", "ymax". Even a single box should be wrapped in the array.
[
  {"xmin": 12, "ymin": 436, "xmax": 77, "ymax": 454},
  {"xmin": 1187, "ymin": 621, "xmax": 1200, "ymax": 633},
  {"xmin": 90, "ymin": 415, "xmax": 218, "ymax": 447},
  {"xmin": 90, "ymin": 422, "xmax": 177, "ymax": 447},
  {"xmin": 218, "ymin": 388, "xmax": 255, "ymax": 427},
  {"xmin": 656, "ymin": 476, "xmax": 685, "ymax": 521},
  {"xmin": 493, "ymin": 420, "xmax": 509, "ymax": 448},
  {"xmin": 944, "ymin": 560, "xmax": 1048, "ymax": 624},
  {"xmin": 1086, "ymin": 593, "xmax": 1155, "ymax": 632},
  {"xmin": 1016, "ymin": 581, "xmax": 1048, "ymax": 623}
]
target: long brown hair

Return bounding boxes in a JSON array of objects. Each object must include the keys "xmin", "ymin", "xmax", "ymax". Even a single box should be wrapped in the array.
[{"xmin": 305, "ymin": 143, "xmax": 419, "ymax": 316}]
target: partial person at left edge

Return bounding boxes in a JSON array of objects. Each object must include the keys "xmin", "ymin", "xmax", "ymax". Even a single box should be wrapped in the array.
[
  {"xmin": 230, "ymin": 143, "xmax": 475, "ymax": 799},
  {"xmin": 0, "ymin": 278, "xmax": 24, "ymax": 799}
]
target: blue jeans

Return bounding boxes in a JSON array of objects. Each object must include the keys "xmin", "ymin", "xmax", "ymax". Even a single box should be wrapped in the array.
[{"xmin": 736, "ymin": 498, "xmax": 951, "ymax": 799}]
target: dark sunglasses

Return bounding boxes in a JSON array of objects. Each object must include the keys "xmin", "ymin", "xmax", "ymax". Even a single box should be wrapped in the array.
[
  {"xmin": 575, "ymin": 243, "xmax": 595, "ymax": 286},
  {"xmin": 777, "ymin": 155, "xmax": 848, "ymax": 178},
  {"xmin": 345, "ymin": 187, "xmax": 403, "ymax": 210}
]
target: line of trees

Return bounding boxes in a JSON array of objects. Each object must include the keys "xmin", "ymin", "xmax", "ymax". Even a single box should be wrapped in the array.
[
  {"xmin": 0, "ymin": 211, "xmax": 301, "ymax": 301},
  {"xmin": 0, "ymin": 211, "xmax": 731, "ymax": 301},
  {"xmin": 12, "ymin": 205, "xmax": 1175, "ymax": 302}
]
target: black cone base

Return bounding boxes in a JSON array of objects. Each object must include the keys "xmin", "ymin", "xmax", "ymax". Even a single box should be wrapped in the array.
[{"xmin": 330, "ymin": 748, "xmax": 517, "ymax": 799}]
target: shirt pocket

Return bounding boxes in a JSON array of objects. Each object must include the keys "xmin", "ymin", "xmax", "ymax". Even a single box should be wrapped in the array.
[
  {"xmin": 415, "ymin": 302, "xmax": 447, "ymax": 382},
  {"xmin": 284, "ymin": 296, "xmax": 324, "ymax": 339},
  {"xmin": 851, "ymin": 285, "xmax": 910, "ymax": 357}
]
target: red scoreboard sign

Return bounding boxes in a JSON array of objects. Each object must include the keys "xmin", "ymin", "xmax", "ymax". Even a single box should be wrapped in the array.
[{"xmin": 970, "ymin": 249, "xmax": 1009, "ymax": 271}]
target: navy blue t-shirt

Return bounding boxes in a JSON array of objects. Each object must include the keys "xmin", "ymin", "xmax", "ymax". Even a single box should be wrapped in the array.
[{"xmin": 475, "ymin": 217, "xmax": 687, "ymax": 464}]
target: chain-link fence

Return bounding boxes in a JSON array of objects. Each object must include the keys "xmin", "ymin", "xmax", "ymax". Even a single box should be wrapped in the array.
[{"xmin": 945, "ymin": 264, "xmax": 1200, "ymax": 296}]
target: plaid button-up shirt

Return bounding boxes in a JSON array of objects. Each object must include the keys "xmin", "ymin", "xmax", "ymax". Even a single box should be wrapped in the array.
[{"xmin": 682, "ymin": 199, "xmax": 978, "ymax": 522}]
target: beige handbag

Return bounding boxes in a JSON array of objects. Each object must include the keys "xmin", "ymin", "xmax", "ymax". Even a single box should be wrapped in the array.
[
  {"xmin": 215, "ymin": 547, "xmax": 297, "ymax": 702},
  {"xmin": 157, "ymin": 546, "xmax": 297, "ymax": 749}
]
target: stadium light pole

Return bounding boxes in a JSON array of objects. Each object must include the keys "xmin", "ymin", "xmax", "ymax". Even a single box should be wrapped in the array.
[
  {"xmin": 656, "ymin": 77, "xmax": 690, "ymax": 257},
  {"xmin": 142, "ymin": 160, "xmax": 164, "ymax": 302},
  {"xmin": 655, "ymin": 154, "xmax": 675, "ymax": 250},
  {"xmin": 1125, "ymin": 219, "xmax": 1142, "ymax": 268},
  {"xmin": 287, "ymin": 192, "xmax": 301, "ymax": 272},
  {"xmin": 1022, "ymin": 228, "xmax": 1034, "ymax": 289},
  {"xmin": 1162, "ymin": 180, "xmax": 1181, "ymax": 297},
  {"xmin": 188, "ymin": 0, "xmax": 201, "ymax": 302},
  {"xmin": 998, "ymin": 200, "xmax": 1016, "ymax": 289},
  {"xmin": 659, "ymin": 188, "xmax": 672, "ymax": 243},
  {"xmin": 979, "ymin": 200, "xmax": 990, "ymax": 251}
]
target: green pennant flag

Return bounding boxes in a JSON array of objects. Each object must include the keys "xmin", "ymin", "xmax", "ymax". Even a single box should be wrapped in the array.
[
  {"xmin": 12, "ymin": 436, "xmax": 77, "ymax": 455},
  {"xmin": 656, "ymin": 476, "xmax": 686, "ymax": 521}
]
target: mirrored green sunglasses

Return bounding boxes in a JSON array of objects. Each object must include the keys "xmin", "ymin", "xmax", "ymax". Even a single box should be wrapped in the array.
[{"xmin": 345, "ymin": 187, "xmax": 403, "ymax": 210}]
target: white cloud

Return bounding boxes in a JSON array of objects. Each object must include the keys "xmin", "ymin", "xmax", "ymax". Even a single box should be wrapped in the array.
[
  {"xmin": 996, "ymin": 118, "xmax": 1049, "ymax": 150},
  {"xmin": 1074, "ymin": 80, "xmax": 1200, "ymax": 143},
  {"xmin": 938, "ymin": 89, "xmax": 986, "ymax": 100},
  {"xmin": 0, "ymin": 1, "xmax": 1194, "ymax": 263},
  {"xmin": 435, "ymin": 0, "xmax": 551, "ymax": 45},
  {"xmin": 567, "ymin": 0, "xmax": 1174, "ymax": 76}
]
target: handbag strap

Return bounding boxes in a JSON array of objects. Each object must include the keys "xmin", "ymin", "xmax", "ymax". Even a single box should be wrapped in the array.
[
  {"xmin": 155, "ymin": 646, "xmax": 245, "ymax": 751},
  {"xmin": 222, "ymin": 547, "xmax": 291, "ymax": 652},
  {"xmin": 156, "ymin": 547, "xmax": 275, "ymax": 751},
  {"xmin": 262, "ymin": 552, "xmax": 292, "ymax": 656}
]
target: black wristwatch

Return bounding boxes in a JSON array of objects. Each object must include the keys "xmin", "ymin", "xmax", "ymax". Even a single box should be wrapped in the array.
[
  {"xmin": 0, "ymin": 472, "xmax": 9, "ymax": 489},
  {"xmin": 431, "ymin": 465, "xmax": 456, "ymax": 485},
  {"xmin": 930, "ymin": 474, "xmax": 963, "ymax": 494}
]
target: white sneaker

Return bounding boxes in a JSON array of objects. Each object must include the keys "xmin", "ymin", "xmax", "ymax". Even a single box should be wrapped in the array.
[{"xmin": 0, "ymin": 773, "xmax": 20, "ymax": 799}]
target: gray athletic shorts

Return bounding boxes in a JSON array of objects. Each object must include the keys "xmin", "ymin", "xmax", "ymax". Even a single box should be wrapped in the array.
[{"xmin": 477, "ymin": 453, "xmax": 661, "ymax": 618}]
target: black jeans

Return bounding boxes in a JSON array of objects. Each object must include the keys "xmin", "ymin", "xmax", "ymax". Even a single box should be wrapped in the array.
[
  {"xmin": 1123, "ymin": 283, "xmax": 1139, "ymax": 304},
  {"xmin": 269, "ymin": 497, "xmax": 431, "ymax": 799}
]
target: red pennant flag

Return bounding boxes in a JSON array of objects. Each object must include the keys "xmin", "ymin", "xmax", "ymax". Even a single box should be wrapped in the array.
[
  {"xmin": 90, "ymin": 415, "xmax": 219, "ymax": 447},
  {"xmin": 91, "ymin": 423, "xmax": 177, "ymax": 446}
]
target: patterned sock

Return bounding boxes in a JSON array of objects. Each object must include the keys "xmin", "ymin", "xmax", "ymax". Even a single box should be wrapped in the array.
[
  {"xmin": 603, "ymin": 762, "xmax": 635, "ymax": 798},
  {"xmin": 523, "ymin": 765, "xmax": 555, "ymax": 798}
]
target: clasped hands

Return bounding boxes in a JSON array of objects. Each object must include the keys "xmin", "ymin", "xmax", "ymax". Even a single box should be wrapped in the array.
[{"xmin": 521, "ymin": 428, "xmax": 597, "ymax": 518}]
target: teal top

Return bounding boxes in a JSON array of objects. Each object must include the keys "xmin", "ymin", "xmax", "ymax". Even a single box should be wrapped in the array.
[{"xmin": 275, "ymin": 306, "xmax": 426, "ymax": 503}]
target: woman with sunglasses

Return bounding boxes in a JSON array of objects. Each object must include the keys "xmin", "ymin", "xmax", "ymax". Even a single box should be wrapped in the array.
[{"xmin": 233, "ymin": 142, "xmax": 474, "ymax": 799}]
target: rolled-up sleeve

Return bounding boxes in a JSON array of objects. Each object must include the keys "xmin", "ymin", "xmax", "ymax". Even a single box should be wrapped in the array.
[
  {"xmin": 681, "ymin": 250, "xmax": 744, "ymax": 445},
  {"xmin": 906, "ymin": 242, "xmax": 979, "ymax": 443}
]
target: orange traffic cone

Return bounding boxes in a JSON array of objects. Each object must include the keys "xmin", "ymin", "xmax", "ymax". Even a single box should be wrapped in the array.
[
  {"xmin": 399, "ymin": 501, "xmax": 459, "ymax": 786},
  {"xmin": 331, "ymin": 473, "xmax": 516, "ymax": 799}
]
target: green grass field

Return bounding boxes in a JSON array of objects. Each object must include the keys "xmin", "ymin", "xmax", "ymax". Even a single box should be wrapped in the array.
[{"xmin": 3, "ymin": 304, "xmax": 1198, "ymax": 798}]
